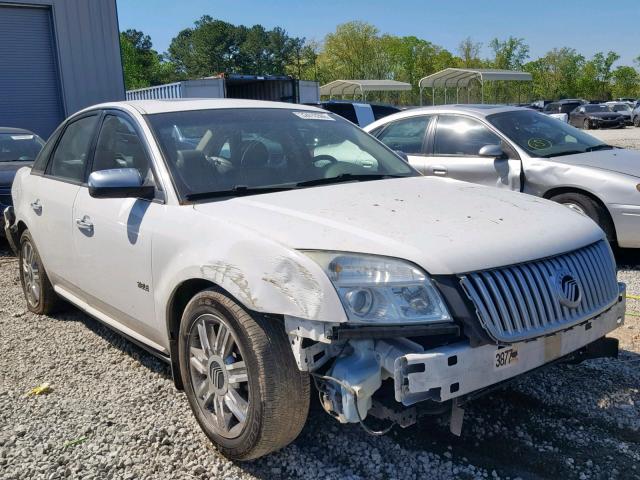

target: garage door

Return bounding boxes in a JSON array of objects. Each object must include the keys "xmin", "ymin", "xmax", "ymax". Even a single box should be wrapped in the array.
[{"xmin": 0, "ymin": 5, "xmax": 64, "ymax": 139}]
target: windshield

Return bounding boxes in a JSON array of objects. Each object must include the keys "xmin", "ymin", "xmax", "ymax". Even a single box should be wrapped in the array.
[
  {"xmin": 583, "ymin": 104, "xmax": 609, "ymax": 113},
  {"xmin": 610, "ymin": 104, "xmax": 631, "ymax": 112},
  {"xmin": 0, "ymin": 133, "xmax": 44, "ymax": 162},
  {"xmin": 487, "ymin": 109, "xmax": 608, "ymax": 158},
  {"xmin": 147, "ymin": 108, "xmax": 416, "ymax": 198}
]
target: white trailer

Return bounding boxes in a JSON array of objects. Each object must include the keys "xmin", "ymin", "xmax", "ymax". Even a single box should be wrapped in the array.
[{"xmin": 126, "ymin": 74, "xmax": 319, "ymax": 104}]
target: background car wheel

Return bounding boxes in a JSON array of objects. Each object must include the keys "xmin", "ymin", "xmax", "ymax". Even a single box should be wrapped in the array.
[
  {"xmin": 18, "ymin": 230, "xmax": 62, "ymax": 315},
  {"xmin": 178, "ymin": 289, "xmax": 310, "ymax": 460},
  {"xmin": 634, "ymin": 116, "xmax": 640, "ymax": 127},
  {"xmin": 583, "ymin": 119, "xmax": 590, "ymax": 130},
  {"xmin": 550, "ymin": 192, "xmax": 615, "ymax": 243}
]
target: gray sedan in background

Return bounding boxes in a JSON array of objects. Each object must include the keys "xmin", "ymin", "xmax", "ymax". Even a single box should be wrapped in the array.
[{"xmin": 365, "ymin": 105, "xmax": 640, "ymax": 248}]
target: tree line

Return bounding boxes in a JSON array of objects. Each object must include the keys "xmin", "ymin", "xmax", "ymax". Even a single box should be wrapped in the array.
[{"xmin": 120, "ymin": 16, "xmax": 640, "ymax": 105}]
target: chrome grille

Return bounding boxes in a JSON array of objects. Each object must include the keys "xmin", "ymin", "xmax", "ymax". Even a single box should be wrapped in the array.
[{"xmin": 460, "ymin": 241, "xmax": 619, "ymax": 343}]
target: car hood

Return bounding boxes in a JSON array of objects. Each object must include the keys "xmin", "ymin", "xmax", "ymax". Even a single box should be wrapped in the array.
[
  {"xmin": 583, "ymin": 112, "xmax": 622, "ymax": 119},
  {"xmin": 193, "ymin": 177, "xmax": 603, "ymax": 275},
  {"xmin": 551, "ymin": 148, "xmax": 640, "ymax": 178},
  {"xmin": 0, "ymin": 161, "xmax": 32, "ymax": 186}
]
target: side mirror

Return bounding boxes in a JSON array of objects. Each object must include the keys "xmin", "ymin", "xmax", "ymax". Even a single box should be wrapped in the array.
[
  {"xmin": 88, "ymin": 168, "xmax": 154, "ymax": 199},
  {"xmin": 394, "ymin": 150, "xmax": 409, "ymax": 162},
  {"xmin": 478, "ymin": 144, "xmax": 505, "ymax": 158}
]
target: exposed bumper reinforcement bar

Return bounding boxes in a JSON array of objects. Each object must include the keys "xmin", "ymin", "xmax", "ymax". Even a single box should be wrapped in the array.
[{"xmin": 394, "ymin": 284, "xmax": 626, "ymax": 406}]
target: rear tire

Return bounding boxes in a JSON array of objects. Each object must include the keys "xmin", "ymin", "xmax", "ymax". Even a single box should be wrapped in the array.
[
  {"xmin": 18, "ymin": 230, "xmax": 62, "ymax": 315},
  {"xmin": 178, "ymin": 289, "xmax": 310, "ymax": 460},
  {"xmin": 633, "ymin": 116, "xmax": 640, "ymax": 127},
  {"xmin": 550, "ymin": 192, "xmax": 615, "ymax": 242}
]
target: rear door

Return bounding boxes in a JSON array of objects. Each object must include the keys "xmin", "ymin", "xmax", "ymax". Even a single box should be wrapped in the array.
[
  {"xmin": 71, "ymin": 111, "xmax": 164, "ymax": 347},
  {"xmin": 373, "ymin": 115, "xmax": 432, "ymax": 173},
  {"xmin": 424, "ymin": 114, "xmax": 521, "ymax": 190},
  {"xmin": 34, "ymin": 113, "xmax": 100, "ymax": 286}
]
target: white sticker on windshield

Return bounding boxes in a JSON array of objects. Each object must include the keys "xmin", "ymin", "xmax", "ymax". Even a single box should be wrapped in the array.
[
  {"xmin": 10, "ymin": 135, "xmax": 34, "ymax": 140},
  {"xmin": 292, "ymin": 111, "xmax": 335, "ymax": 121}
]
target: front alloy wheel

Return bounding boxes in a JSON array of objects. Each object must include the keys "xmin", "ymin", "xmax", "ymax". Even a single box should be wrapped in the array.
[
  {"xmin": 188, "ymin": 313, "xmax": 249, "ymax": 439},
  {"xmin": 179, "ymin": 289, "xmax": 309, "ymax": 460}
]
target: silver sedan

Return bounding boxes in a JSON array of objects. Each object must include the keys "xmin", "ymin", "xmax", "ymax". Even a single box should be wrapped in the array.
[{"xmin": 365, "ymin": 105, "xmax": 640, "ymax": 248}]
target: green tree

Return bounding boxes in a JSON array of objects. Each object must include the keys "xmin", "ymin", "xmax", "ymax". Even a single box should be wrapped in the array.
[
  {"xmin": 524, "ymin": 48, "xmax": 584, "ymax": 99},
  {"xmin": 612, "ymin": 65, "xmax": 639, "ymax": 98},
  {"xmin": 457, "ymin": 37, "xmax": 482, "ymax": 68},
  {"xmin": 120, "ymin": 29, "xmax": 179, "ymax": 90}
]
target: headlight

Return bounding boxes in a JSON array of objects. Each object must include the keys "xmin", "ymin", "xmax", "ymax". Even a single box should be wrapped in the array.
[{"xmin": 304, "ymin": 251, "xmax": 451, "ymax": 324}]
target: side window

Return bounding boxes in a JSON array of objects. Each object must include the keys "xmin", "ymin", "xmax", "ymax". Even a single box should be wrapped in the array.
[
  {"xmin": 92, "ymin": 115, "xmax": 155, "ymax": 185},
  {"xmin": 433, "ymin": 115, "xmax": 501, "ymax": 157},
  {"xmin": 376, "ymin": 116, "xmax": 431, "ymax": 154},
  {"xmin": 47, "ymin": 115, "xmax": 98, "ymax": 182},
  {"xmin": 31, "ymin": 128, "xmax": 60, "ymax": 174}
]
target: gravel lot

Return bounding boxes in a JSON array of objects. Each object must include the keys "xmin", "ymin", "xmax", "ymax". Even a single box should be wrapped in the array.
[{"xmin": 1, "ymin": 128, "xmax": 639, "ymax": 479}]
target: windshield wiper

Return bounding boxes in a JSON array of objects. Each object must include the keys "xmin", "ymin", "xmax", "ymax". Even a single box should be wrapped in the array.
[
  {"xmin": 295, "ymin": 173, "xmax": 407, "ymax": 188},
  {"xmin": 585, "ymin": 144, "xmax": 613, "ymax": 152},
  {"xmin": 541, "ymin": 150, "xmax": 584, "ymax": 158},
  {"xmin": 185, "ymin": 184, "xmax": 298, "ymax": 201}
]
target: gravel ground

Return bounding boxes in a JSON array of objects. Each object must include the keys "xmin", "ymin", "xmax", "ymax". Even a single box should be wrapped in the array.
[
  {"xmin": 589, "ymin": 126, "xmax": 640, "ymax": 150},
  {"xmin": 1, "ymin": 238, "xmax": 638, "ymax": 480}
]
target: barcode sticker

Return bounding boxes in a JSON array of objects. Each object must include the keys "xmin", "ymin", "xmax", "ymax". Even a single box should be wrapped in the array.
[{"xmin": 292, "ymin": 112, "xmax": 335, "ymax": 121}]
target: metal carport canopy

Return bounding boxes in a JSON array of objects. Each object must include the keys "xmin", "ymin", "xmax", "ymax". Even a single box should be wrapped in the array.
[
  {"xmin": 320, "ymin": 79, "xmax": 412, "ymax": 97},
  {"xmin": 418, "ymin": 68, "xmax": 532, "ymax": 88}
]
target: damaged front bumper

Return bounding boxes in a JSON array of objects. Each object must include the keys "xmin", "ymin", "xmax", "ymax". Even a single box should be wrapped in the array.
[
  {"xmin": 294, "ymin": 283, "xmax": 626, "ymax": 427},
  {"xmin": 395, "ymin": 286, "xmax": 625, "ymax": 406}
]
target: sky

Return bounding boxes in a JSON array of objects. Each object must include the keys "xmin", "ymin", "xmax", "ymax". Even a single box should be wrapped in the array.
[{"xmin": 116, "ymin": 0, "xmax": 640, "ymax": 66}]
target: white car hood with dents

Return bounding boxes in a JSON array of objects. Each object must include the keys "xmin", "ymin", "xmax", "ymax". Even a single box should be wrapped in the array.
[
  {"xmin": 193, "ymin": 177, "xmax": 604, "ymax": 275},
  {"xmin": 552, "ymin": 149, "xmax": 640, "ymax": 178}
]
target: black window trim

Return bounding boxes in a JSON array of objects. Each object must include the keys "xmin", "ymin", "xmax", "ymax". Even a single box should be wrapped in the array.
[
  {"xmin": 373, "ymin": 114, "xmax": 433, "ymax": 156},
  {"xmin": 42, "ymin": 110, "xmax": 102, "ymax": 186},
  {"xmin": 426, "ymin": 113, "xmax": 520, "ymax": 160},
  {"xmin": 90, "ymin": 109, "xmax": 166, "ymax": 203}
]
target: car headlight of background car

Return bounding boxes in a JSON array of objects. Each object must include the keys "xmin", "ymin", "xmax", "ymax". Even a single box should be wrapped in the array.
[{"xmin": 304, "ymin": 251, "xmax": 451, "ymax": 324}]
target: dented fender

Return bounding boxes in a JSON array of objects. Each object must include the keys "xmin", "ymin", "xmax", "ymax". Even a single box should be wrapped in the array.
[{"xmin": 152, "ymin": 205, "xmax": 347, "ymax": 351}]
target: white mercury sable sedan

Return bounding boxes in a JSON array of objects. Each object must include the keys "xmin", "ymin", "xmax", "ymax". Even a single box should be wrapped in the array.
[{"xmin": 4, "ymin": 100, "xmax": 626, "ymax": 460}]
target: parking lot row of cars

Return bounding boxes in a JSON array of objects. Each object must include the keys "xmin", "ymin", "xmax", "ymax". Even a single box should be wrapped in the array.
[
  {"xmin": 1, "ymin": 97, "xmax": 638, "ymax": 461},
  {"xmin": 539, "ymin": 98, "xmax": 640, "ymax": 128}
]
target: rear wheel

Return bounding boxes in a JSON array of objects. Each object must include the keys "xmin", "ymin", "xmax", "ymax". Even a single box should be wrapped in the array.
[
  {"xmin": 550, "ymin": 192, "xmax": 615, "ymax": 242},
  {"xmin": 18, "ymin": 230, "xmax": 61, "ymax": 315},
  {"xmin": 634, "ymin": 116, "xmax": 640, "ymax": 127},
  {"xmin": 178, "ymin": 289, "xmax": 310, "ymax": 460}
]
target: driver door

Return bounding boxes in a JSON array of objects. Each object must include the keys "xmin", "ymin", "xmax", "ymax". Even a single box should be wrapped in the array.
[{"xmin": 423, "ymin": 114, "xmax": 521, "ymax": 191}]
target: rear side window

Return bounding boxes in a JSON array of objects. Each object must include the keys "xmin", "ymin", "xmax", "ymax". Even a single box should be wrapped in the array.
[
  {"xmin": 543, "ymin": 103, "xmax": 558, "ymax": 113},
  {"xmin": 375, "ymin": 116, "xmax": 431, "ymax": 154},
  {"xmin": 433, "ymin": 115, "xmax": 501, "ymax": 156},
  {"xmin": 31, "ymin": 126, "xmax": 62, "ymax": 174},
  {"xmin": 47, "ymin": 116, "xmax": 98, "ymax": 182}
]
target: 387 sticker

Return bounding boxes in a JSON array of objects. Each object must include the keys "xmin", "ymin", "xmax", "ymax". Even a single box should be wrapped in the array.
[{"xmin": 494, "ymin": 346, "xmax": 518, "ymax": 370}]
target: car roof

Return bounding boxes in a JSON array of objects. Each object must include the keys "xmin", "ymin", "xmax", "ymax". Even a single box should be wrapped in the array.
[
  {"xmin": 0, "ymin": 126, "xmax": 36, "ymax": 135},
  {"xmin": 80, "ymin": 98, "xmax": 325, "ymax": 115}
]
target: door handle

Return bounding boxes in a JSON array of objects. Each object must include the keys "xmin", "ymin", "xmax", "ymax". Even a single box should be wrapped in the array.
[
  {"xmin": 431, "ymin": 165, "xmax": 448, "ymax": 176},
  {"xmin": 75, "ymin": 216, "xmax": 94, "ymax": 234},
  {"xmin": 30, "ymin": 200, "xmax": 42, "ymax": 214}
]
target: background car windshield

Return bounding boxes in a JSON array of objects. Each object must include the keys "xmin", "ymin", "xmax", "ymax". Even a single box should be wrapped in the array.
[
  {"xmin": 584, "ymin": 105, "xmax": 609, "ymax": 112},
  {"xmin": 0, "ymin": 133, "xmax": 43, "ymax": 162},
  {"xmin": 487, "ymin": 110, "xmax": 604, "ymax": 158},
  {"xmin": 611, "ymin": 104, "xmax": 631, "ymax": 112},
  {"xmin": 147, "ymin": 108, "xmax": 415, "ymax": 197}
]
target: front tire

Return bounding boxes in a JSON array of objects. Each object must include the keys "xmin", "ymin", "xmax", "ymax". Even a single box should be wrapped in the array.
[
  {"xmin": 633, "ymin": 116, "xmax": 640, "ymax": 127},
  {"xmin": 178, "ymin": 289, "xmax": 310, "ymax": 460},
  {"xmin": 18, "ymin": 230, "xmax": 61, "ymax": 315},
  {"xmin": 551, "ymin": 192, "xmax": 615, "ymax": 242},
  {"xmin": 583, "ymin": 119, "xmax": 590, "ymax": 130}
]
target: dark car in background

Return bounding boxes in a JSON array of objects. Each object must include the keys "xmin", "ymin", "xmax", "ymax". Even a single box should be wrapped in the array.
[
  {"xmin": 569, "ymin": 104, "xmax": 625, "ymax": 129},
  {"xmin": 308, "ymin": 101, "xmax": 401, "ymax": 127},
  {"xmin": 542, "ymin": 99, "xmax": 585, "ymax": 122},
  {"xmin": 0, "ymin": 127, "xmax": 44, "ymax": 233}
]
